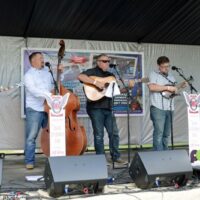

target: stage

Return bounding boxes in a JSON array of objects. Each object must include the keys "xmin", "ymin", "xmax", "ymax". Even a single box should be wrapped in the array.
[{"xmin": 0, "ymin": 151, "xmax": 200, "ymax": 199}]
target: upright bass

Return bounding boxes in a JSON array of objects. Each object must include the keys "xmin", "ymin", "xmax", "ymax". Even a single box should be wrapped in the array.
[{"xmin": 41, "ymin": 40, "xmax": 87, "ymax": 156}]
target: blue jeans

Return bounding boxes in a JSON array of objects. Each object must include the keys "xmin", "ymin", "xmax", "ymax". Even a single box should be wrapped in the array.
[
  {"xmin": 150, "ymin": 106, "xmax": 173, "ymax": 151},
  {"xmin": 87, "ymin": 108, "xmax": 120, "ymax": 161},
  {"xmin": 25, "ymin": 107, "xmax": 48, "ymax": 165}
]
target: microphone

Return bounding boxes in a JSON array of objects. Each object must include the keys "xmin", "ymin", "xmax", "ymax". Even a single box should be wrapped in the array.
[
  {"xmin": 45, "ymin": 62, "xmax": 51, "ymax": 68},
  {"xmin": 109, "ymin": 64, "xmax": 117, "ymax": 68},
  {"xmin": 171, "ymin": 66, "xmax": 181, "ymax": 71}
]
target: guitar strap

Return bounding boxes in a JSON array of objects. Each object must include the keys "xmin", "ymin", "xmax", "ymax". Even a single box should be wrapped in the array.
[
  {"xmin": 156, "ymin": 72, "xmax": 175, "ymax": 110},
  {"xmin": 157, "ymin": 72, "xmax": 176, "ymax": 85}
]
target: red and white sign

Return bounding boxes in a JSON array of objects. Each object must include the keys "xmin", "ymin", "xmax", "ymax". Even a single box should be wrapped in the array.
[
  {"xmin": 45, "ymin": 93, "xmax": 70, "ymax": 156},
  {"xmin": 183, "ymin": 91, "xmax": 200, "ymax": 168}
]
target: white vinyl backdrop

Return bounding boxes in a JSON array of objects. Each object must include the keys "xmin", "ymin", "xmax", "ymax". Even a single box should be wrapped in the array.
[{"xmin": 0, "ymin": 36, "xmax": 199, "ymax": 150}]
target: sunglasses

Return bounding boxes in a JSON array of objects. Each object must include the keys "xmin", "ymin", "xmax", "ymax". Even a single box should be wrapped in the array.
[{"xmin": 98, "ymin": 60, "xmax": 110, "ymax": 63}]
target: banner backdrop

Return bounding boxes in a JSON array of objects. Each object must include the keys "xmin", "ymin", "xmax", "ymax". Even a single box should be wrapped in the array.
[{"xmin": 21, "ymin": 48, "xmax": 144, "ymax": 117}]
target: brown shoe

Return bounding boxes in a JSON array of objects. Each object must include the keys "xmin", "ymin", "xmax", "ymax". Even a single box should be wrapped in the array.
[
  {"xmin": 26, "ymin": 164, "xmax": 34, "ymax": 170},
  {"xmin": 114, "ymin": 158, "xmax": 127, "ymax": 165},
  {"xmin": 106, "ymin": 158, "xmax": 112, "ymax": 163}
]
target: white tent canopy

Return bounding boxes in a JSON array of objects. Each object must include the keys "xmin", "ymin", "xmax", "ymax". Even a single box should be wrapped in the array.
[{"xmin": 0, "ymin": 36, "xmax": 199, "ymax": 150}]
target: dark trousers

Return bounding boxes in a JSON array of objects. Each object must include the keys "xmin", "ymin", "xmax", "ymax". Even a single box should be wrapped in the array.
[{"xmin": 87, "ymin": 108, "xmax": 120, "ymax": 161}]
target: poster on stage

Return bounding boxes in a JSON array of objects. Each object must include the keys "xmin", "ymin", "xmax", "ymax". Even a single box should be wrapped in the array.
[
  {"xmin": 21, "ymin": 48, "xmax": 145, "ymax": 117},
  {"xmin": 184, "ymin": 92, "xmax": 200, "ymax": 168}
]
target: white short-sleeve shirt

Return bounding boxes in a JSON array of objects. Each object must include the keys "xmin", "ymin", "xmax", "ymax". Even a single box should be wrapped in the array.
[{"xmin": 148, "ymin": 70, "xmax": 176, "ymax": 111}]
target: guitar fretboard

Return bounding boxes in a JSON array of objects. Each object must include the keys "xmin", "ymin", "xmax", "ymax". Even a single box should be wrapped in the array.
[{"xmin": 0, "ymin": 82, "xmax": 23, "ymax": 93}]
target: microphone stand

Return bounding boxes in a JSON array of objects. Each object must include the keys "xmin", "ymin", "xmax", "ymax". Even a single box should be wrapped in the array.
[
  {"xmin": 170, "ymin": 98, "xmax": 174, "ymax": 150},
  {"xmin": 174, "ymin": 69, "xmax": 198, "ymax": 94},
  {"xmin": 112, "ymin": 66, "xmax": 131, "ymax": 166},
  {"xmin": 47, "ymin": 65, "xmax": 59, "ymax": 94},
  {"xmin": 170, "ymin": 68, "xmax": 198, "ymax": 150},
  {"xmin": 111, "ymin": 82, "xmax": 115, "ymax": 169}
]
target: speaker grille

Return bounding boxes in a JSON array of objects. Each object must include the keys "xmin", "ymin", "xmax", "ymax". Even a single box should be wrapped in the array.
[{"xmin": 129, "ymin": 150, "xmax": 192, "ymax": 188}]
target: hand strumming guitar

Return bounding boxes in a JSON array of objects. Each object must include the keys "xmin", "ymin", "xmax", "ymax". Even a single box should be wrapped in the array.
[
  {"xmin": 93, "ymin": 80, "xmax": 105, "ymax": 90},
  {"xmin": 166, "ymin": 85, "xmax": 177, "ymax": 93},
  {"xmin": 165, "ymin": 81, "xmax": 188, "ymax": 94}
]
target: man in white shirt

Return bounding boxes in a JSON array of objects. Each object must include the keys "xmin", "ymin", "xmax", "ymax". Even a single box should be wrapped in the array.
[
  {"xmin": 24, "ymin": 52, "xmax": 54, "ymax": 169},
  {"xmin": 148, "ymin": 56, "xmax": 177, "ymax": 151}
]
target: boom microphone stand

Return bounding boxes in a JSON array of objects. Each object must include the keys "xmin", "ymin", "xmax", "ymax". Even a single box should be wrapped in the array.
[
  {"xmin": 170, "ymin": 68, "xmax": 197, "ymax": 149},
  {"xmin": 45, "ymin": 62, "xmax": 59, "ymax": 94},
  {"xmin": 174, "ymin": 68, "xmax": 197, "ymax": 94},
  {"xmin": 111, "ymin": 82, "xmax": 116, "ymax": 169},
  {"xmin": 169, "ymin": 97, "xmax": 174, "ymax": 150},
  {"xmin": 110, "ymin": 81, "xmax": 127, "ymax": 170},
  {"xmin": 159, "ymin": 72, "xmax": 179, "ymax": 150},
  {"xmin": 112, "ymin": 66, "xmax": 131, "ymax": 166}
]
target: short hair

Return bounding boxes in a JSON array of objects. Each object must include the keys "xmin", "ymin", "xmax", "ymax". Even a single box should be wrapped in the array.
[
  {"xmin": 29, "ymin": 52, "xmax": 42, "ymax": 63},
  {"xmin": 157, "ymin": 56, "xmax": 170, "ymax": 65},
  {"xmin": 95, "ymin": 54, "xmax": 109, "ymax": 61}
]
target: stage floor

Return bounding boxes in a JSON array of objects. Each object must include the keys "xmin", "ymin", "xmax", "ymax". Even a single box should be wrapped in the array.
[{"xmin": 0, "ymin": 151, "xmax": 200, "ymax": 199}]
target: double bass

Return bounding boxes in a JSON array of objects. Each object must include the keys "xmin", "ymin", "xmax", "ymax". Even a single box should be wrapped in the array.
[{"xmin": 41, "ymin": 40, "xmax": 87, "ymax": 156}]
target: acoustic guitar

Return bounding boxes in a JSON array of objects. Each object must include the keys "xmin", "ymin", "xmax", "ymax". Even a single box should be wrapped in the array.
[
  {"xmin": 83, "ymin": 76, "xmax": 149, "ymax": 101},
  {"xmin": 0, "ymin": 82, "xmax": 23, "ymax": 92}
]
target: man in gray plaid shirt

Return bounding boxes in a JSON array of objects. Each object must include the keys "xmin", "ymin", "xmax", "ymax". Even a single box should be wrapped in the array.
[{"xmin": 148, "ymin": 56, "xmax": 177, "ymax": 151}]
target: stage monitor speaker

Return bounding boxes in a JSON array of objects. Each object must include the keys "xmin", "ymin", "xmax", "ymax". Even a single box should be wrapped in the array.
[
  {"xmin": 44, "ymin": 154, "xmax": 108, "ymax": 197},
  {"xmin": 129, "ymin": 150, "xmax": 193, "ymax": 189}
]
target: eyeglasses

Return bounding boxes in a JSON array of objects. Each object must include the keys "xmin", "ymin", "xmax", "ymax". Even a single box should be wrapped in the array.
[
  {"xmin": 160, "ymin": 65, "xmax": 170, "ymax": 68},
  {"xmin": 97, "ymin": 60, "xmax": 110, "ymax": 63}
]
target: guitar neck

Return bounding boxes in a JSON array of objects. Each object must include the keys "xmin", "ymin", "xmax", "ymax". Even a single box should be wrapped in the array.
[
  {"xmin": 127, "ymin": 77, "xmax": 149, "ymax": 88},
  {"xmin": 134, "ymin": 79, "xmax": 142, "ymax": 84},
  {"xmin": 176, "ymin": 81, "xmax": 186, "ymax": 91},
  {"xmin": 175, "ymin": 76, "xmax": 192, "ymax": 93},
  {"xmin": 0, "ymin": 83, "xmax": 22, "ymax": 92}
]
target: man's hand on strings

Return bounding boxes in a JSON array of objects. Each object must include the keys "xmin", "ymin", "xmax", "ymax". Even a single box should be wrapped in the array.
[
  {"xmin": 166, "ymin": 86, "xmax": 177, "ymax": 93},
  {"xmin": 94, "ymin": 81, "xmax": 105, "ymax": 90}
]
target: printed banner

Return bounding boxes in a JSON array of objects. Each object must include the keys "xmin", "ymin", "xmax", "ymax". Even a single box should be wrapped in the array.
[
  {"xmin": 45, "ymin": 93, "xmax": 70, "ymax": 156},
  {"xmin": 184, "ymin": 92, "xmax": 200, "ymax": 168},
  {"xmin": 21, "ymin": 48, "xmax": 145, "ymax": 117}
]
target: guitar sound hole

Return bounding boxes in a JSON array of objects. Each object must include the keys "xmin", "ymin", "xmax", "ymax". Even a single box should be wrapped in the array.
[
  {"xmin": 104, "ymin": 83, "xmax": 109, "ymax": 88},
  {"xmin": 96, "ymin": 87, "xmax": 103, "ymax": 92}
]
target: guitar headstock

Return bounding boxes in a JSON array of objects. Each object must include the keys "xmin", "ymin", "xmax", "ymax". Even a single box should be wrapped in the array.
[{"xmin": 187, "ymin": 76, "xmax": 194, "ymax": 83}]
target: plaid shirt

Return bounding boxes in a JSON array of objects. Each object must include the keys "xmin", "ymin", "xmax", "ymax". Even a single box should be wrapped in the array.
[{"xmin": 148, "ymin": 70, "xmax": 176, "ymax": 111}]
